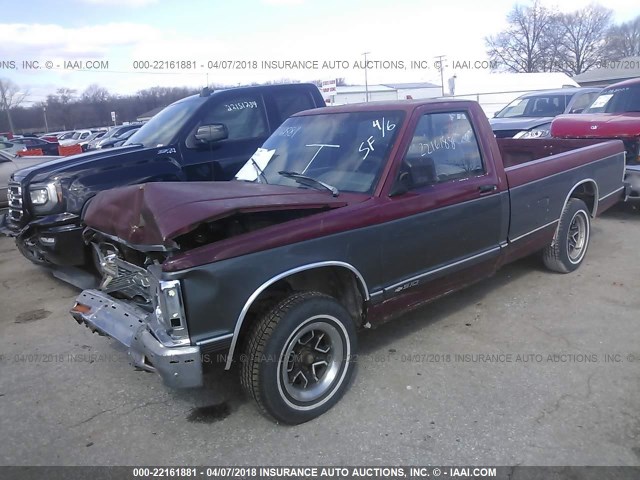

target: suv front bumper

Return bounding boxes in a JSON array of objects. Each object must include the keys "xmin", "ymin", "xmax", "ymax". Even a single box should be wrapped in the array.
[
  {"xmin": 1, "ymin": 212, "xmax": 87, "ymax": 266},
  {"xmin": 70, "ymin": 289, "xmax": 203, "ymax": 389}
]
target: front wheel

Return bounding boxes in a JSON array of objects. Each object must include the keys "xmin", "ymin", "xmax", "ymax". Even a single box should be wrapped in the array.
[
  {"xmin": 241, "ymin": 292, "xmax": 357, "ymax": 424},
  {"xmin": 542, "ymin": 198, "xmax": 591, "ymax": 273}
]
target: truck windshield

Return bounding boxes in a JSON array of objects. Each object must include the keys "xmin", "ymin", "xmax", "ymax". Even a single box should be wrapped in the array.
[
  {"xmin": 235, "ymin": 111, "xmax": 404, "ymax": 194},
  {"xmin": 125, "ymin": 96, "xmax": 204, "ymax": 148},
  {"xmin": 585, "ymin": 85, "xmax": 640, "ymax": 113},
  {"xmin": 495, "ymin": 94, "xmax": 572, "ymax": 118}
]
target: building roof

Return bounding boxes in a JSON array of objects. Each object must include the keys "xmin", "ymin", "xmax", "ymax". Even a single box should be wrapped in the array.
[
  {"xmin": 336, "ymin": 85, "xmax": 396, "ymax": 94},
  {"xmin": 382, "ymin": 82, "xmax": 441, "ymax": 89},
  {"xmin": 136, "ymin": 106, "xmax": 165, "ymax": 121},
  {"xmin": 572, "ymin": 57, "xmax": 640, "ymax": 85}
]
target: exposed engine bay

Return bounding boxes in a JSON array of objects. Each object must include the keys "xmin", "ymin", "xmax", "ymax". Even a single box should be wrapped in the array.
[{"xmin": 86, "ymin": 208, "xmax": 329, "ymax": 307}]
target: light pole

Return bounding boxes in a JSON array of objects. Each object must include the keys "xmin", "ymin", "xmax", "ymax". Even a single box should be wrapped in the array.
[
  {"xmin": 435, "ymin": 55, "xmax": 446, "ymax": 97},
  {"xmin": 43, "ymin": 107, "xmax": 49, "ymax": 133},
  {"xmin": 362, "ymin": 52, "xmax": 370, "ymax": 102}
]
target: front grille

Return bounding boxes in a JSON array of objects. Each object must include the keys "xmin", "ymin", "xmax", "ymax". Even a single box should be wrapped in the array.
[
  {"xmin": 99, "ymin": 253, "xmax": 152, "ymax": 306},
  {"xmin": 7, "ymin": 182, "xmax": 24, "ymax": 223}
]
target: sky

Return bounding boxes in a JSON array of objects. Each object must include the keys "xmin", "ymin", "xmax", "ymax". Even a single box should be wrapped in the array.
[{"xmin": 1, "ymin": 0, "xmax": 639, "ymax": 105}]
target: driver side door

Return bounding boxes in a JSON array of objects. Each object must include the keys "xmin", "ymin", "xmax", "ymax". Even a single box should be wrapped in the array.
[{"xmin": 377, "ymin": 108, "xmax": 507, "ymax": 311}]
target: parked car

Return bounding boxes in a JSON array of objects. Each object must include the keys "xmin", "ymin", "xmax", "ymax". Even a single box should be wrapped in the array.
[
  {"xmin": 56, "ymin": 132, "xmax": 75, "ymax": 142},
  {"xmin": 6, "ymin": 137, "xmax": 60, "ymax": 156},
  {"xmin": 551, "ymin": 77, "xmax": 640, "ymax": 200},
  {"xmin": 0, "ymin": 151, "xmax": 61, "ymax": 208},
  {"xmin": 0, "ymin": 83, "xmax": 325, "ymax": 274},
  {"xmin": 71, "ymin": 98, "xmax": 627, "ymax": 424},
  {"xmin": 490, "ymin": 88, "xmax": 601, "ymax": 138},
  {"xmin": 59, "ymin": 130, "xmax": 93, "ymax": 146},
  {"xmin": 97, "ymin": 128, "xmax": 139, "ymax": 149},
  {"xmin": 0, "ymin": 141, "xmax": 24, "ymax": 155},
  {"xmin": 86, "ymin": 125, "xmax": 141, "ymax": 151},
  {"xmin": 77, "ymin": 131, "xmax": 106, "ymax": 151}
]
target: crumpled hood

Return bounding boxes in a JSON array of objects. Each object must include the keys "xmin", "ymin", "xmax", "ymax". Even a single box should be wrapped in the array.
[
  {"xmin": 84, "ymin": 181, "xmax": 349, "ymax": 249},
  {"xmin": 551, "ymin": 112, "xmax": 640, "ymax": 138}
]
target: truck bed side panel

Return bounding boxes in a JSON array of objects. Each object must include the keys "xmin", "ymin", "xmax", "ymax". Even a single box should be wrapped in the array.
[
  {"xmin": 497, "ymin": 138, "xmax": 609, "ymax": 169},
  {"xmin": 505, "ymin": 141, "xmax": 625, "ymax": 243}
]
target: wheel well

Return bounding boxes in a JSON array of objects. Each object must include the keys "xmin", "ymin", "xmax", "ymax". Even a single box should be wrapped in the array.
[
  {"xmin": 236, "ymin": 266, "xmax": 367, "ymax": 355},
  {"xmin": 569, "ymin": 181, "xmax": 598, "ymax": 216}
]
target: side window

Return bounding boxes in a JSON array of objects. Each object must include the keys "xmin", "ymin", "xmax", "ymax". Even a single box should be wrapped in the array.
[
  {"xmin": 272, "ymin": 90, "xmax": 316, "ymax": 121},
  {"xmin": 571, "ymin": 93, "xmax": 597, "ymax": 112},
  {"xmin": 201, "ymin": 95, "xmax": 267, "ymax": 140},
  {"xmin": 403, "ymin": 111, "xmax": 485, "ymax": 189},
  {"xmin": 571, "ymin": 93, "xmax": 593, "ymax": 112}
]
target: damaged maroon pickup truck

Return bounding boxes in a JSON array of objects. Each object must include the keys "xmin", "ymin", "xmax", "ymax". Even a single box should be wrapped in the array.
[{"xmin": 70, "ymin": 99, "xmax": 627, "ymax": 424}]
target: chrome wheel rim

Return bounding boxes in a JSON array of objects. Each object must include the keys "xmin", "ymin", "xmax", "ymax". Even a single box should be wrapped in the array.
[
  {"xmin": 567, "ymin": 211, "xmax": 588, "ymax": 263},
  {"xmin": 280, "ymin": 319, "xmax": 345, "ymax": 403}
]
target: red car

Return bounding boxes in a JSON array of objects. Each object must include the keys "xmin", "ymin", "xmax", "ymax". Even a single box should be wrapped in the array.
[{"xmin": 551, "ymin": 77, "xmax": 640, "ymax": 200}]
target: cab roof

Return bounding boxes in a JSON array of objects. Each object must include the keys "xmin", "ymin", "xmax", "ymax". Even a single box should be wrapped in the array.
[{"xmin": 294, "ymin": 98, "xmax": 476, "ymax": 116}]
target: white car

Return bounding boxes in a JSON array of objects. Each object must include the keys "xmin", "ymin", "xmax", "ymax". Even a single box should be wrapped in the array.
[
  {"xmin": 59, "ymin": 130, "xmax": 93, "ymax": 146},
  {"xmin": 0, "ymin": 141, "xmax": 26, "ymax": 155}
]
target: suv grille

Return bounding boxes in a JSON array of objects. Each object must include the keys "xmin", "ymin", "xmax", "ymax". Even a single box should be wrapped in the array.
[{"xmin": 7, "ymin": 182, "xmax": 24, "ymax": 223}]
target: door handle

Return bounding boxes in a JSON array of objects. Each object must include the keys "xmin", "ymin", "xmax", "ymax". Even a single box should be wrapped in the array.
[{"xmin": 478, "ymin": 184, "xmax": 498, "ymax": 194}]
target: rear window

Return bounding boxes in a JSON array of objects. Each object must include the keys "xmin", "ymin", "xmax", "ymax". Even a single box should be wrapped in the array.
[{"xmin": 272, "ymin": 90, "xmax": 316, "ymax": 121}]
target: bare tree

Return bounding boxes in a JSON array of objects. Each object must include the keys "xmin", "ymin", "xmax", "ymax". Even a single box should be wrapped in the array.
[
  {"xmin": 0, "ymin": 78, "xmax": 29, "ymax": 132},
  {"xmin": 557, "ymin": 5, "xmax": 612, "ymax": 75},
  {"xmin": 606, "ymin": 15, "xmax": 640, "ymax": 59},
  {"xmin": 55, "ymin": 88, "xmax": 77, "ymax": 129},
  {"xmin": 82, "ymin": 84, "xmax": 110, "ymax": 103},
  {"xmin": 538, "ymin": 18, "xmax": 568, "ymax": 72},
  {"xmin": 486, "ymin": 0, "xmax": 558, "ymax": 72}
]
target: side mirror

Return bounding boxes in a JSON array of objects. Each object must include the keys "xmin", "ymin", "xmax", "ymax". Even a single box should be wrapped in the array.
[
  {"xmin": 195, "ymin": 124, "xmax": 228, "ymax": 143},
  {"xmin": 570, "ymin": 108, "xmax": 584, "ymax": 114},
  {"xmin": 493, "ymin": 112, "xmax": 499, "ymax": 118},
  {"xmin": 389, "ymin": 171, "xmax": 410, "ymax": 197}
]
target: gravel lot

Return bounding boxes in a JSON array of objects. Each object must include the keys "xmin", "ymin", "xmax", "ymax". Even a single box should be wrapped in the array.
[{"xmin": 0, "ymin": 203, "xmax": 639, "ymax": 466}]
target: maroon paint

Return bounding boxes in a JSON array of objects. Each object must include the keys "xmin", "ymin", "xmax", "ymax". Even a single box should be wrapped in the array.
[
  {"xmin": 84, "ymin": 181, "xmax": 350, "ymax": 247},
  {"xmin": 82, "ymin": 99, "xmax": 625, "ymax": 274},
  {"xmin": 503, "ymin": 140, "xmax": 623, "ymax": 189},
  {"xmin": 550, "ymin": 77, "xmax": 640, "ymax": 140}
]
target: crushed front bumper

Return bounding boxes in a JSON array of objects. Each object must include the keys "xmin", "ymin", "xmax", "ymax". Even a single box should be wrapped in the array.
[{"xmin": 70, "ymin": 289, "xmax": 203, "ymax": 389}]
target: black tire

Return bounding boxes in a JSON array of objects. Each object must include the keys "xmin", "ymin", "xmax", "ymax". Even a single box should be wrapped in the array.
[
  {"xmin": 543, "ymin": 198, "xmax": 590, "ymax": 273},
  {"xmin": 240, "ymin": 291, "xmax": 357, "ymax": 425}
]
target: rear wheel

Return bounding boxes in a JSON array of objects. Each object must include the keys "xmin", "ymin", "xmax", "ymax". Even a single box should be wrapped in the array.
[
  {"xmin": 241, "ymin": 291, "xmax": 357, "ymax": 424},
  {"xmin": 543, "ymin": 198, "xmax": 590, "ymax": 273}
]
